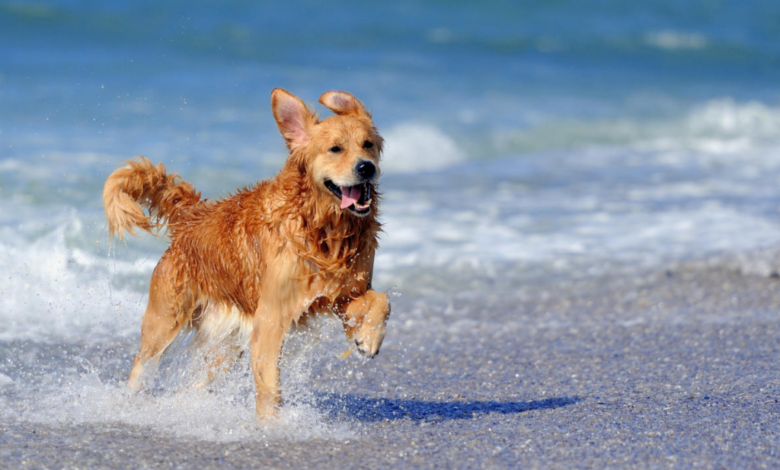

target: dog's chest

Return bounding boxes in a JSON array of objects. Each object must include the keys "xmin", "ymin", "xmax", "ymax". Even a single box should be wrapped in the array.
[{"xmin": 301, "ymin": 261, "xmax": 370, "ymax": 300}]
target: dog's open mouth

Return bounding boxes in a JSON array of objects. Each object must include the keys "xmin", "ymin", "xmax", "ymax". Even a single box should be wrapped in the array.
[{"xmin": 324, "ymin": 180, "xmax": 372, "ymax": 215}]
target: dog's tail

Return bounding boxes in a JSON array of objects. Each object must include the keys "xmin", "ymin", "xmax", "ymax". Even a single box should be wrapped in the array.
[{"xmin": 103, "ymin": 156, "xmax": 201, "ymax": 241}]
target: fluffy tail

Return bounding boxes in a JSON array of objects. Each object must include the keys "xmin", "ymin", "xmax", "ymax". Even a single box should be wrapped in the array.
[{"xmin": 103, "ymin": 156, "xmax": 201, "ymax": 241}]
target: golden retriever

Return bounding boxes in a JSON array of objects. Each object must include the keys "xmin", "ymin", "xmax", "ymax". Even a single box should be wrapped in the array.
[{"xmin": 103, "ymin": 89, "xmax": 390, "ymax": 418}]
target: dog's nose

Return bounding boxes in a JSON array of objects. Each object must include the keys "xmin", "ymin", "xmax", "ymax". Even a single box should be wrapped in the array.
[{"xmin": 355, "ymin": 161, "xmax": 376, "ymax": 181}]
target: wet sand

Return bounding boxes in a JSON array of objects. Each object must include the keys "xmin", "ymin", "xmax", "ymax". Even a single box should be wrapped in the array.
[{"xmin": 2, "ymin": 257, "xmax": 779, "ymax": 468}]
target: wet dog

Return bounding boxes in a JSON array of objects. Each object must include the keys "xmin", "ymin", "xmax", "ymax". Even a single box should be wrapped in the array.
[{"xmin": 103, "ymin": 89, "xmax": 390, "ymax": 418}]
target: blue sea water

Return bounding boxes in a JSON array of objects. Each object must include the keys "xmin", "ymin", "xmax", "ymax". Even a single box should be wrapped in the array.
[{"xmin": 1, "ymin": 0, "xmax": 780, "ymax": 440}]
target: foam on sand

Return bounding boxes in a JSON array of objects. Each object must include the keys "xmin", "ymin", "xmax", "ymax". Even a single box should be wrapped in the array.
[{"xmin": 0, "ymin": 320, "xmax": 356, "ymax": 442}]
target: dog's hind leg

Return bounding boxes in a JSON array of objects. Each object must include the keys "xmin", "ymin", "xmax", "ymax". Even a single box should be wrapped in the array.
[{"xmin": 128, "ymin": 259, "xmax": 193, "ymax": 391}]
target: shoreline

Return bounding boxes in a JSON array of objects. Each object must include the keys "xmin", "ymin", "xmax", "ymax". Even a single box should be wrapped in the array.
[{"xmin": 2, "ymin": 252, "xmax": 779, "ymax": 467}]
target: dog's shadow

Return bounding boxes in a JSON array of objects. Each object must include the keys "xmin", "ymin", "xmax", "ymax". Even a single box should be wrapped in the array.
[{"xmin": 315, "ymin": 393, "xmax": 580, "ymax": 422}]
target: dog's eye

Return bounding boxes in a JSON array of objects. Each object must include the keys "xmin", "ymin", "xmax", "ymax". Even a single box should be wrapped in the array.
[
  {"xmin": 330, "ymin": 146, "xmax": 342, "ymax": 153},
  {"xmin": 363, "ymin": 141, "xmax": 374, "ymax": 150}
]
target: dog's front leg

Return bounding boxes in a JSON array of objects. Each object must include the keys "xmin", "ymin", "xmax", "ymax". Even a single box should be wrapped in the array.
[
  {"xmin": 341, "ymin": 290, "xmax": 391, "ymax": 358},
  {"xmin": 250, "ymin": 299, "xmax": 289, "ymax": 419}
]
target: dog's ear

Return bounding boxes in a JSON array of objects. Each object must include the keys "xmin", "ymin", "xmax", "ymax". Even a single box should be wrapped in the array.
[
  {"xmin": 319, "ymin": 91, "xmax": 371, "ymax": 119},
  {"xmin": 272, "ymin": 88, "xmax": 316, "ymax": 150}
]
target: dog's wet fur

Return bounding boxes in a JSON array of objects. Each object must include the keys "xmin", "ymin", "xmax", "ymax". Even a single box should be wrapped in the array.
[{"xmin": 103, "ymin": 89, "xmax": 390, "ymax": 418}]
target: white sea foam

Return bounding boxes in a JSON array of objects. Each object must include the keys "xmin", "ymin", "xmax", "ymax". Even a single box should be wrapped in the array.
[
  {"xmin": 0, "ymin": 373, "xmax": 13, "ymax": 387},
  {"xmin": 644, "ymin": 31, "xmax": 708, "ymax": 50},
  {"xmin": 686, "ymin": 98, "xmax": 780, "ymax": 137},
  {"xmin": 375, "ymin": 201, "xmax": 780, "ymax": 291},
  {"xmin": 0, "ymin": 214, "xmax": 146, "ymax": 342},
  {"xmin": 626, "ymin": 100, "xmax": 780, "ymax": 176},
  {"xmin": 0, "ymin": 320, "xmax": 356, "ymax": 442},
  {"xmin": 3, "ymin": 373, "xmax": 351, "ymax": 443},
  {"xmin": 380, "ymin": 123, "xmax": 465, "ymax": 173},
  {"xmin": 493, "ymin": 98, "xmax": 780, "ymax": 172},
  {"xmin": 1, "ymin": 373, "xmax": 351, "ymax": 444}
]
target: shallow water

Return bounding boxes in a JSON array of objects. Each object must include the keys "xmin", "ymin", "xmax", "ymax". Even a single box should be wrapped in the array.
[{"xmin": 2, "ymin": 0, "xmax": 780, "ymax": 467}]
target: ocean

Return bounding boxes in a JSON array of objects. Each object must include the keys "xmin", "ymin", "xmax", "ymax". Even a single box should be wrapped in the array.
[{"xmin": 1, "ymin": 0, "xmax": 780, "ymax": 466}]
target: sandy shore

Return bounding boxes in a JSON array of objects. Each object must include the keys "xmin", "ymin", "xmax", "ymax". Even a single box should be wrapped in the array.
[{"xmin": 2, "ymin": 256, "xmax": 779, "ymax": 468}]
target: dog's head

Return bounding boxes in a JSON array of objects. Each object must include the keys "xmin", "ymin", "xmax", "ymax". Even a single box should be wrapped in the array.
[{"xmin": 271, "ymin": 88, "xmax": 383, "ymax": 217}]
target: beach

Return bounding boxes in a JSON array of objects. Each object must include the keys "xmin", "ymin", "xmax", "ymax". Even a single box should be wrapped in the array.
[
  {"xmin": 3, "ymin": 252, "xmax": 780, "ymax": 468},
  {"xmin": 2, "ymin": 0, "xmax": 780, "ymax": 468}
]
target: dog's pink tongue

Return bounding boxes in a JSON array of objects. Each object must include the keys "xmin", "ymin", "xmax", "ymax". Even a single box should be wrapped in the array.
[{"xmin": 340, "ymin": 186, "xmax": 360, "ymax": 209}]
